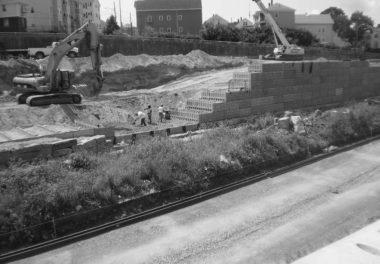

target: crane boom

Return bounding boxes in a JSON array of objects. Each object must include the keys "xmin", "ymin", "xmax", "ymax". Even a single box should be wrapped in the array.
[{"xmin": 253, "ymin": 0, "xmax": 290, "ymax": 47}]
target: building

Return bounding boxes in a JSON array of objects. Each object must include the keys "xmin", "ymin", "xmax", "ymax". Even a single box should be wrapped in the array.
[
  {"xmin": 204, "ymin": 14, "xmax": 229, "ymax": 26},
  {"xmin": 79, "ymin": 0, "xmax": 101, "ymax": 32},
  {"xmin": 135, "ymin": 0, "xmax": 202, "ymax": 36},
  {"xmin": 235, "ymin": 18, "xmax": 254, "ymax": 29},
  {"xmin": 255, "ymin": 1, "xmax": 295, "ymax": 29},
  {"xmin": 295, "ymin": 14, "xmax": 334, "ymax": 43},
  {"xmin": 0, "ymin": 0, "xmax": 100, "ymax": 33},
  {"xmin": 369, "ymin": 27, "xmax": 380, "ymax": 49},
  {"xmin": 295, "ymin": 14, "xmax": 348, "ymax": 47}
]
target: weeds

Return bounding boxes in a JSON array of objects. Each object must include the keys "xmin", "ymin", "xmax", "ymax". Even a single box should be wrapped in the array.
[{"xmin": 0, "ymin": 102, "xmax": 379, "ymax": 251}]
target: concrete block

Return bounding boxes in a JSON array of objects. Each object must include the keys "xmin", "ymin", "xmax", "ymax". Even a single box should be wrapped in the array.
[
  {"xmin": 238, "ymin": 100, "xmax": 251, "ymax": 109},
  {"xmin": 0, "ymin": 151, "xmax": 12, "ymax": 165},
  {"xmin": 155, "ymin": 129, "xmax": 168, "ymax": 137},
  {"xmin": 53, "ymin": 148, "xmax": 73, "ymax": 158},
  {"xmin": 212, "ymin": 103, "xmax": 227, "ymax": 112},
  {"xmin": 186, "ymin": 124, "xmax": 199, "ymax": 132},
  {"xmin": 73, "ymin": 129, "xmax": 95, "ymax": 138},
  {"xmin": 239, "ymin": 108, "xmax": 252, "ymax": 117},
  {"xmin": 278, "ymin": 117, "xmax": 290, "ymax": 130},
  {"xmin": 94, "ymin": 128, "xmax": 115, "ymax": 139},
  {"xmin": 115, "ymin": 134, "xmax": 132, "ymax": 144},
  {"xmin": 52, "ymin": 139, "xmax": 77, "ymax": 151}
]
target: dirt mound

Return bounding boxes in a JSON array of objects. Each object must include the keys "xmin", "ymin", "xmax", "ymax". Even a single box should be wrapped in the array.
[
  {"xmin": 0, "ymin": 59, "xmax": 39, "ymax": 92},
  {"xmin": 0, "ymin": 104, "xmax": 71, "ymax": 130}
]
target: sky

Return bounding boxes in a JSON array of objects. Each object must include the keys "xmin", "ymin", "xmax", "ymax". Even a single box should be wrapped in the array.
[{"xmin": 99, "ymin": 0, "xmax": 380, "ymax": 26}]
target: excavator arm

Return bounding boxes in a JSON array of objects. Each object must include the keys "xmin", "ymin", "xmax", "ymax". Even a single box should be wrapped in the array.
[{"xmin": 46, "ymin": 22, "xmax": 104, "ymax": 94}]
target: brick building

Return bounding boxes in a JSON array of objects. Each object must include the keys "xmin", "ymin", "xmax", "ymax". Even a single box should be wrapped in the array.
[{"xmin": 135, "ymin": 0, "xmax": 202, "ymax": 36}]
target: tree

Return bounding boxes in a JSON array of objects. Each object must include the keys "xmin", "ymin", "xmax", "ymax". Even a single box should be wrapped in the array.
[
  {"xmin": 350, "ymin": 11, "xmax": 374, "ymax": 44},
  {"xmin": 285, "ymin": 28, "xmax": 318, "ymax": 46},
  {"xmin": 321, "ymin": 7, "xmax": 351, "ymax": 40},
  {"xmin": 103, "ymin": 15, "xmax": 120, "ymax": 35}
]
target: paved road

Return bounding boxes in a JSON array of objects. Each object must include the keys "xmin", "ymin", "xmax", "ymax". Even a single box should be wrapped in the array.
[{"xmin": 12, "ymin": 140, "xmax": 380, "ymax": 264}]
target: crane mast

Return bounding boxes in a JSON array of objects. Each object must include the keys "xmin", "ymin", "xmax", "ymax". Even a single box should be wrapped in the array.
[
  {"xmin": 254, "ymin": 0, "xmax": 290, "ymax": 47},
  {"xmin": 253, "ymin": 0, "xmax": 304, "ymax": 60}
]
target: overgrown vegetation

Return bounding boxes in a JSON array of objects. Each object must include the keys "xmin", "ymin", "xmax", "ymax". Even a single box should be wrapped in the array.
[
  {"xmin": 200, "ymin": 23, "xmax": 318, "ymax": 47},
  {"xmin": 1, "ymin": 102, "xmax": 379, "ymax": 251}
]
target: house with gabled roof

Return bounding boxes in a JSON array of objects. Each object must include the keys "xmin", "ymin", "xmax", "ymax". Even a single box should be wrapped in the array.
[
  {"xmin": 255, "ymin": 1, "xmax": 295, "ymax": 29},
  {"xmin": 204, "ymin": 14, "xmax": 229, "ymax": 26},
  {"xmin": 134, "ymin": 0, "xmax": 202, "ymax": 35}
]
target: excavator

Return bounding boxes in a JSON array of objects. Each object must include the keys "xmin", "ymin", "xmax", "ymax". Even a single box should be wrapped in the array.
[
  {"xmin": 253, "ymin": 0, "xmax": 305, "ymax": 61},
  {"xmin": 12, "ymin": 22, "xmax": 104, "ymax": 107}
]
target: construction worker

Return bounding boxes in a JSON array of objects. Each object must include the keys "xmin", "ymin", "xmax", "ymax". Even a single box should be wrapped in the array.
[
  {"xmin": 158, "ymin": 104, "xmax": 164, "ymax": 123},
  {"xmin": 134, "ymin": 111, "xmax": 147, "ymax": 126},
  {"xmin": 145, "ymin": 105, "xmax": 152, "ymax": 124}
]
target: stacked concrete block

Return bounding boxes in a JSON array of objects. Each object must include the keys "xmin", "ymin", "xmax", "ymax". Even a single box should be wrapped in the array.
[
  {"xmin": 173, "ymin": 60, "xmax": 380, "ymax": 124},
  {"xmin": 76, "ymin": 135, "xmax": 107, "ymax": 154},
  {"xmin": 0, "ymin": 138, "xmax": 78, "ymax": 165}
]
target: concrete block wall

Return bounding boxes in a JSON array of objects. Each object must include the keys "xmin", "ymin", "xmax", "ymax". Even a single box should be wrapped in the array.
[
  {"xmin": 0, "ymin": 138, "xmax": 77, "ymax": 166},
  {"xmin": 172, "ymin": 60, "xmax": 380, "ymax": 124}
]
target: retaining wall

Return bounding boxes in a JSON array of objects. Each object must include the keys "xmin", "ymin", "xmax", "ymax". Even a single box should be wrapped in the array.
[
  {"xmin": 2, "ymin": 31, "xmax": 379, "ymax": 60},
  {"xmin": 172, "ymin": 60, "xmax": 380, "ymax": 123}
]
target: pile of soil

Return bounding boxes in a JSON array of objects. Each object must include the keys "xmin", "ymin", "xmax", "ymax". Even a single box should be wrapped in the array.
[
  {"xmin": 41, "ymin": 50, "xmax": 248, "ymax": 94},
  {"xmin": 0, "ymin": 59, "xmax": 39, "ymax": 92}
]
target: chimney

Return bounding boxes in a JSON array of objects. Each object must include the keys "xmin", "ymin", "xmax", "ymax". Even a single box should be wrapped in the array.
[{"xmin": 271, "ymin": 0, "xmax": 273, "ymax": 5}]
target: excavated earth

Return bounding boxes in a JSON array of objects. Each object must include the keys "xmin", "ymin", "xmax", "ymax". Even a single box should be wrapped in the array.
[{"xmin": 0, "ymin": 51, "xmax": 253, "ymax": 140}]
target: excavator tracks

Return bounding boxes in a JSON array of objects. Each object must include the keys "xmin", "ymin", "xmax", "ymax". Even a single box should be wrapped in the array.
[{"xmin": 24, "ymin": 93, "xmax": 82, "ymax": 107}]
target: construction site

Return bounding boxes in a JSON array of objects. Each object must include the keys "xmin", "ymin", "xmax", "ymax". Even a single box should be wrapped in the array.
[
  {"xmin": 1, "ymin": 50, "xmax": 380, "ymax": 164},
  {"xmin": 1, "ymin": 0, "xmax": 380, "ymax": 261}
]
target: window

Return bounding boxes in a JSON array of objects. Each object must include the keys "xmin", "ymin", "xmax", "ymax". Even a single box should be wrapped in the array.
[
  {"xmin": 3, "ymin": 18, "xmax": 9, "ymax": 27},
  {"xmin": 159, "ymin": 27, "xmax": 164, "ymax": 33},
  {"xmin": 177, "ymin": 15, "xmax": 182, "ymax": 21},
  {"xmin": 31, "ymin": 7, "xmax": 34, "ymax": 13},
  {"xmin": 159, "ymin": 15, "xmax": 163, "ymax": 21},
  {"xmin": 146, "ymin": 15, "xmax": 152, "ymax": 22},
  {"xmin": 167, "ymin": 27, "xmax": 171, "ymax": 33},
  {"xmin": 2, "ymin": 5, "xmax": 6, "ymax": 12},
  {"xmin": 178, "ymin": 27, "xmax": 183, "ymax": 33},
  {"xmin": 167, "ymin": 15, "xmax": 171, "ymax": 21}
]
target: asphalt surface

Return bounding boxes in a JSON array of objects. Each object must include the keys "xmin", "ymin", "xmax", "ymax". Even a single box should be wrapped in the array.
[{"xmin": 12, "ymin": 140, "xmax": 380, "ymax": 264}]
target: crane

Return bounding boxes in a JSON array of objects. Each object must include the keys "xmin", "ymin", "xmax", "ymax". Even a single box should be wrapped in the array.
[
  {"xmin": 13, "ymin": 22, "xmax": 104, "ymax": 107},
  {"xmin": 253, "ymin": 0, "xmax": 305, "ymax": 60}
]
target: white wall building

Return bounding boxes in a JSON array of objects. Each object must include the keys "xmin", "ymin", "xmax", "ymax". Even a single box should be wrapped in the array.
[
  {"xmin": 295, "ymin": 14, "xmax": 348, "ymax": 47},
  {"xmin": 0, "ymin": 0, "xmax": 100, "ymax": 33},
  {"xmin": 79, "ymin": 0, "xmax": 101, "ymax": 32}
]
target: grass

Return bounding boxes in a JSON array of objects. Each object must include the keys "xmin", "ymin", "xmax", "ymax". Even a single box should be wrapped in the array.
[{"xmin": 0, "ymin": 102, "xmax": 379, "ymax": 251}]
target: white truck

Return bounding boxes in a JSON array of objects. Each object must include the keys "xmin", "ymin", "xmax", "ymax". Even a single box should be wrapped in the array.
[
  {"xmin": 28, "ymin": 42, "xmax": 79, "ymax": 59},
  {"xmin": 2, "ymin": 42, "xmax": 79, "ymax": 60}
]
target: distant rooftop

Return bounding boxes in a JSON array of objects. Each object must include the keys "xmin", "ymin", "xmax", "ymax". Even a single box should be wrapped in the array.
[
  {"xmin": 268, "ymin": 3, "xmax": 295, "ymax": 12},
  {"xmin": 134, "ymin": 0, "xmax": 202, "ymax": 11},
  {"xmin": 204, "ymin": 14, "xmax": 229, "ymax": 26},
  {"xmin": 295, "ymin": 14, "xmax": 334, "ymax": 24}
]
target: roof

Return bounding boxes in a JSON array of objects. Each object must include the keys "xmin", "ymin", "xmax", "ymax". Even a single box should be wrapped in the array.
[
  {"xmin": 235, "ymin": 18, "xmax": 254, "ymax": 28},
  {"xmin": 295, "ymin": 14, "xmax": 334, "ymax": 24},
  {"xmin": 204, "ymin": 14, "xmax": 229, "ymax": 26},
  {"xmin": 268, "ymin": 3, "xmax": 295, "ymax": 12},
  {"xmin": 134, "ymin": 0, "xmax": 202, "ymax": 11}
]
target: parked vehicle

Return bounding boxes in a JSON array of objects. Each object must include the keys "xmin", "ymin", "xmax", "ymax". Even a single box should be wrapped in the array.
[{"xmin": 1, "ymin": 42, "xmax": 79, "ymax": 60}]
